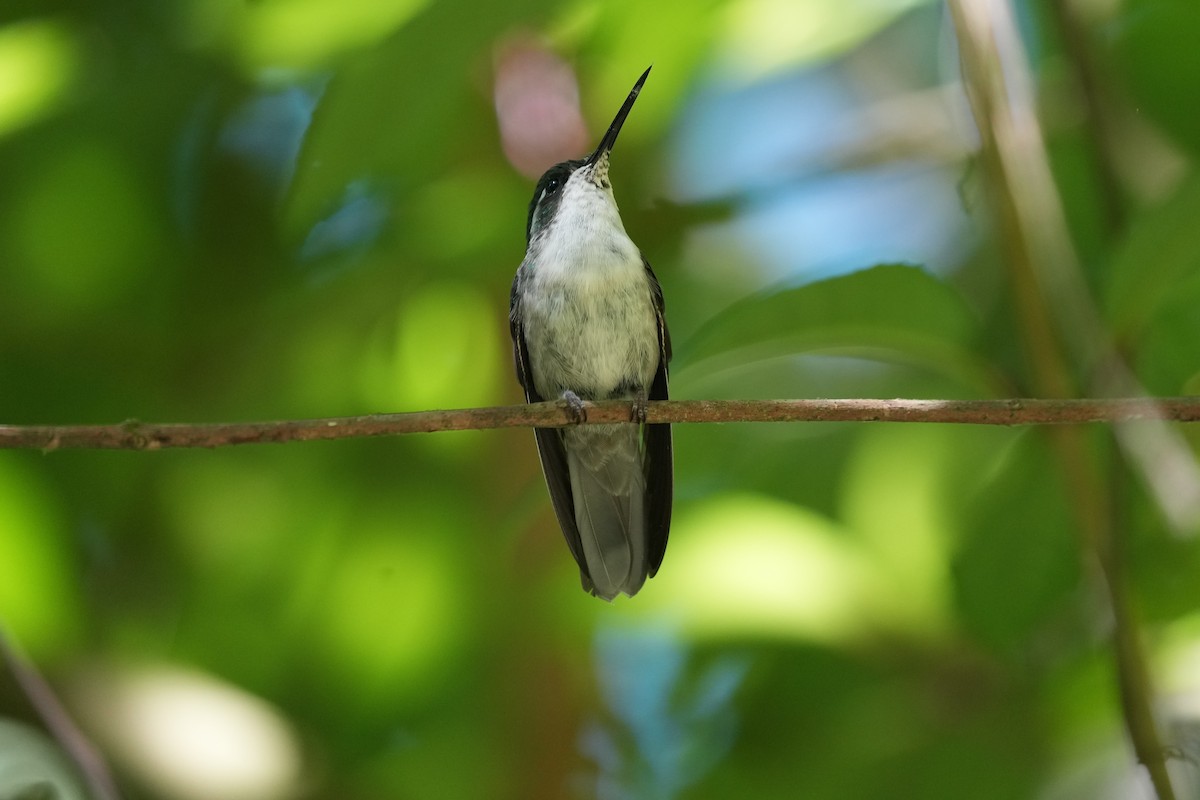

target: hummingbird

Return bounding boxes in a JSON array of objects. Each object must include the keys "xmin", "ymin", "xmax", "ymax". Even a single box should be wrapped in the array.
[{"xmin": 509, "ymin": 66, "xmax": 672, "ymax": 601}]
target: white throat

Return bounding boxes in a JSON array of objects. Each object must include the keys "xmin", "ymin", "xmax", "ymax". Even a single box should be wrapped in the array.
[{"xmin": 531, "ymin": 177, "xmax": 640, "ymax": 278}]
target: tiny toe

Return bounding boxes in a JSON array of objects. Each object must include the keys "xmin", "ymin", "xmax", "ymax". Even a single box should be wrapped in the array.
[
  {"xmin": 631, "ymin": 397, "xmax": 648, "ymax": 424},
  {"xmin": 560, "ymin": 390, "xmax": 588, "ymax": 424}
]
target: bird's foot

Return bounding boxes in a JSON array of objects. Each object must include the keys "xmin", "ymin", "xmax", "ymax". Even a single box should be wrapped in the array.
[
  {"xmin": 630, "ymin": 397, "xmax": 648, "ymax": 424},
  {"xmin": 559, "ymin": 390, "xmax": 588, "ymax": 425}
]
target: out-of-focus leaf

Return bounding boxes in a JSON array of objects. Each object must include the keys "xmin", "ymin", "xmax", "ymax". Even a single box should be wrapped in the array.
[
  {"xmin": 1113, "ymin": 0, "xmax": 1200, "ymax": 156},
  {"xmin": 586, "ymin": 628, "xmax": 747, "ymax": 800},
  {"xmin": 716, "ymin": 0, "xmax": 934, "ymax": 76},
  {"xmin": 674, "ymin": 264, "xmax": 994, "ymax": 391},
  {"xmin": 0, "ymin": 19, "xmax": 81, "ymax": 138},
  {"xmin": 229, "ymin": 0, "xmax": 432, "ymax": 71},
  {"xmin": 0, "ymin": 720, "xmax": 87, "ymax": 800},
  {"xmin": 953, "ymin": 434, "xmax": 1081, "ymax": 655},
  {"xmin": 1103, "ymin": 171, "xmax": 1200, "ymax": 337},
  {"xmin": 0, "ymin": 456, "xmax": 78, "ymax": 657},
  {"xmin": 1045, "ymin": 135, "xmax": 1107, "ymax": 280},
  {"xmin": 1130, "ymin": 277, "xmax": 1200, "ymax": 394},
  {"xmin": 358, "ymin": 280, "xmax": 503, "ymax": 414},
  {"xmin": 4, "ymin": 140, "xmax": 161, "ymax": 319},
  {"xmin": 1133, "ymin": 533, "xmax": 1200, "ymax": 622},
  {"xmin": 640, "ymin": 493, "xmax": 881, "ymax": 644},
  {"xmin": 284, "ymin": 0, "xmax": 555, "ymax": 238},
  {"xmin": 840, "ymin": 424, "xmax": 956, "ymax": 637}
]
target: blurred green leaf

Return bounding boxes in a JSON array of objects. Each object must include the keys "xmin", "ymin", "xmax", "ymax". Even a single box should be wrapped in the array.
[
  {"xmin": 227, "ymin": 0, "xmax": 432, "ymax": 71},
  {"xmin": 1114, "ymin": 0, "xmax": 1200, "ymax": 155},
  {"xmin": 1132, "ymin": 533, "xmax": 1200, "ymax": 623},
  {"xmin": 675, "ymin": 264, "xmax": 994, "ymax": 391},
  {"xmin": 284, "ymin": 0, "xmax": 555, "ymax": 237},
  {"xmin": 716, "ymin": 0, "xmax": 935, "ymax": 75},
  {"xmin": 4, "ymin": 139, "xmax": 161, "ymax": 319},
  {"xmin": 358, "ymin": 280, "xmax": 503, "ymax": 413},
  {"xmin": 1103, "ymin": 171, "xmax": 1200, "ymax": 338},
  {"xmin": 840, "ymin": 425, "xmax": 956, "ymax": 637},
  {"xmin": 0, "ymin": 19, "xmax": 80, "ymax": 137},
  {"xmin": 1130, "ymin": 276, "xmax": 1200, "ymax": 394},
  {"xmin": 953, "ymin": 434, "xmax": 1081, "ymax": 655},
  {"xmin": 0, "ymin": 456, "xmax": 78, "ymax": 657},
  {"xmin": 0, "ymin": 720, "xmax": 86, "ymax": 800}
]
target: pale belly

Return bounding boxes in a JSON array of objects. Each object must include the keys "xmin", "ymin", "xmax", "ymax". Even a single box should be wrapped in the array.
[{"xmin": 522, "ymin": 267, "xmax": 659, "ymax": 400}]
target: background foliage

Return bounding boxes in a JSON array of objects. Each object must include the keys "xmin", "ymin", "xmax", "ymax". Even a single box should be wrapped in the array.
[{"xmin": 2, "ymin": 0, "xmax": 1200, "ymax": 798}]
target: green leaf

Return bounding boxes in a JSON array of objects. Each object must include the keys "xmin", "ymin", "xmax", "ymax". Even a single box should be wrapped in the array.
[
  {"xmin": 1113, "ymin": 0, "xmax": 1200, "ymax": 156},
  {"xmin": 952, "ymin": 434, "xmax": 1081, "ymax": 656},
  {"xmin": 674, "ymin": 264, "xmax": 993, "ymax": 391},
  {"xmin": 0, "ymin": 720, "xmax": 87, "ymax": 800},
  {"xmin": 284, "ymin": 0, "xmax": 555, "ymax": 238},
  {"xmin": 1104, "ymin": 171, "xmax": 1200, "ymax": 338},
  {"xmin": 1131, "ymin": 278, "xmax": 1200, "ymax": 394}
]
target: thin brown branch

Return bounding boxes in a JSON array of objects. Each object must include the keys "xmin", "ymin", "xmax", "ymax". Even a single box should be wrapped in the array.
[{"xmin": 0, "ymin": 397, "xmax": 1198, "ymax": 451}]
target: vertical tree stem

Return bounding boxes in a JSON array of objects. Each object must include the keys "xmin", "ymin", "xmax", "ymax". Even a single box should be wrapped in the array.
[{"xmin": 948, "ymin": 2, "xmax": 1175, "ymax": 797}]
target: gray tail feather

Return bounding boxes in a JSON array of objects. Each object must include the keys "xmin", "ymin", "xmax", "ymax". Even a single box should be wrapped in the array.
[{"xmin": 566, "ymin": 447, "xmax": 647, "ymax": 601}]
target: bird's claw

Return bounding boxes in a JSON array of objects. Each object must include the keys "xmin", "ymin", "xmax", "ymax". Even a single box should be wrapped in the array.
[
  {"xmin": 560, "ymin": 390, "xmax": 588, "ymax": 425},
  {"xmin": 630, "ymin": 397, "xmax": 648, "ymax": 424}
]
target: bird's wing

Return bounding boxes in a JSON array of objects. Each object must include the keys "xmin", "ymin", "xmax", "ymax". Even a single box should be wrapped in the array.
[
  {"xmin": 510, "ymin": 276, "xmax": 591, "ymax": 585},
  {"xmin": 643, "ymin": 258, "xmax": 673, "ymax": 575}
]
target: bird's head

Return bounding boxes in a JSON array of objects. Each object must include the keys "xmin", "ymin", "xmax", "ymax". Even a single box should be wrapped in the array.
[{"xmin": 525, "ymin": 66, "xmax": 651, "ymax": 244}]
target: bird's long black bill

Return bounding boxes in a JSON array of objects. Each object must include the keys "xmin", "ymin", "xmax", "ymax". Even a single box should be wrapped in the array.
[{"xmin": 587, "ymin": 66, "xmax": 652, "ymax": 166}]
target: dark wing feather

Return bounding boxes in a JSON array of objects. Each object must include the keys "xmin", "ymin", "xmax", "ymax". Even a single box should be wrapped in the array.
[
  {"xmin": 510, "ymin": 276, "xmax": 590, "ymax": 583},
  {"xmin": 642, "ymin": 258, "xmax": 673, "ymax": 575}
]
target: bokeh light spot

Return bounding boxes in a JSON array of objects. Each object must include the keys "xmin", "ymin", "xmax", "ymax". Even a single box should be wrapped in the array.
[
  {"xmin": 646, "ymin": 493, "xmax": 877, "ymax": 643},
  {"xmin": 0, "ymin": 455, "xmax": 78, "ymax": 656},
  {"xmin": 234, "ymin": 0, "xmax": 431, "ymax": 70},
  {"xmin": 719, "ymin": 0, "xmax": 934, "ymax": 76},
  {"xmin": 73, "ymin": 665, "xmax": 302, "ymax": 800},
  {"xmin": 0, "ymin": 19, "xmax": 79, "ymax": 137},
  {"xmin": 360, "ymin": 281, "xmax": 501, "ymax": 413},
  {"xmin": 315, "ymin": 528, "xmax": 465, "ymax": 705}
]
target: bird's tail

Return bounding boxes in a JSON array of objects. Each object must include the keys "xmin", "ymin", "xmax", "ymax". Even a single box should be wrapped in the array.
[{"xmin": 565, "ymin": 425, "xmax": 647, "ymax": 600}]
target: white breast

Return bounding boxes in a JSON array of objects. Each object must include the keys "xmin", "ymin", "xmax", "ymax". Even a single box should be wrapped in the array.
[{"xmin": 520, "ymin": 182, "xmax": 659, "ymax": 399}]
